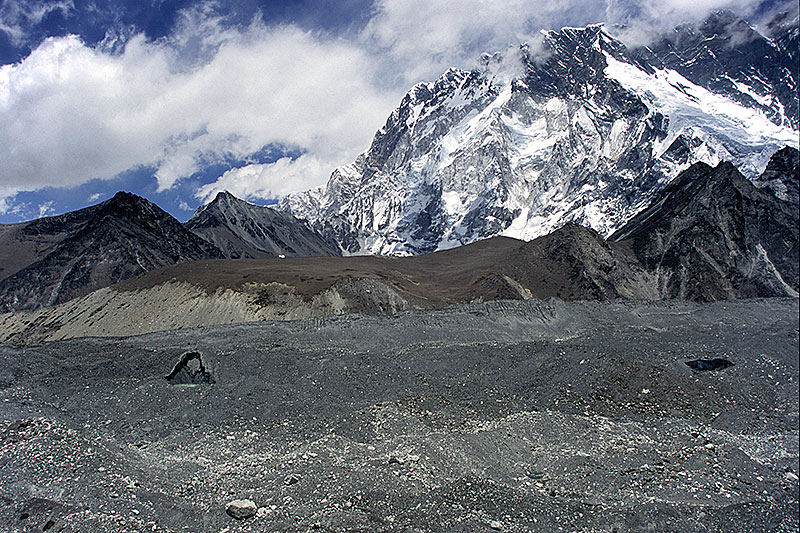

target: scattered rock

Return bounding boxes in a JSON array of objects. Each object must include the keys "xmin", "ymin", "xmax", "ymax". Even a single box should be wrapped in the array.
[
  {"xmin": 225, "ymin": 499, "xmax": 257, "ymax": 520},
  {"xmin": 489, "ymin": 519, "xmax": 503, "ymax": 530},
  {"xmin": 284, "ymin": 473, "xmax": 302, "ymax": 485},
  {"xmin": 685, "ymin": 358, "xmax": 734, "ymax": 371}
]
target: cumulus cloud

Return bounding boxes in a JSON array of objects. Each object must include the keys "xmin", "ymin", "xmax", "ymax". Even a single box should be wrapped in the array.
[
  {"xmin": 195, "ymin": 153, "xmax": 327, "ymax": 203},
  {"xmin": 0, "ymin": 17, "xmax": 399, "ymax": 204},
  {"xmin": 37, "ymin": 200, "xmax": 54, "ymax": 218}
]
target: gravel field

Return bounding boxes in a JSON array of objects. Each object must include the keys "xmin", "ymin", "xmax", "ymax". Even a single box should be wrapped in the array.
[{"xmin": 1, "ymin": 298, "xmax": 798, "ymax": 532}]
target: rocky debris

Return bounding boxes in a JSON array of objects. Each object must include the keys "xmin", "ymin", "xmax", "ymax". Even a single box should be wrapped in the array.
[
  {"xmin": 225, "ymin": 499, "xmax": 257, "ymax": 520},
  {"xmin": 0, "ymin": 298, "xmax": 796, "ymax": 531},
  {"xmin": 284, "ymin": 473, "xmax": 302, "ymax": 485}
]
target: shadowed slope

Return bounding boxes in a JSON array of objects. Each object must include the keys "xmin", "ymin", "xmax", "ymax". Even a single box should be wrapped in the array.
[{"xmin": 611, "ymin": 149, "xmax": 799, "ymax": 300}]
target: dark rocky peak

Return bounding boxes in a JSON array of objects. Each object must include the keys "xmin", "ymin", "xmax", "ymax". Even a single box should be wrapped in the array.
[
  {"xmin": 20, "ymin": 191, "xmax": 165, "ymax": 238},
  {"xmin": 185, "ymin": 190, "xmax": 339, "ymax": 259},
  {"xmin": 753, "ymin": 146, "xmax": 799, "ymax": 206},
  {"xmin": 95, "ymin": 191, "xmax": 167, "ymax": 222},
  {"xmin": 189, "ymin": 190, "xmax": 247, "ymax": 226},
  {"xmin": 610, "ymin": 158, "xmax": 799, "ymax": 300},
  {"xmin": 0, "ymin": 191, "xmax": 223, "ymax": 312},
  {"xmin": 500, "ymin": 223, "xmax": 656, "ymax": 301},
  {"xmin": 761, "ymin": 146, "xmax": 799, "ymax": 177},
  {"xmin": 609, "ymin": 160, "xmax": 747, "ymax": 243}
]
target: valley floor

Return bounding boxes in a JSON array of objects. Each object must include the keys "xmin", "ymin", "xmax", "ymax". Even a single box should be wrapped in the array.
[{"xmin": 0, "ymin": 298, "xmax": 798, "ymax": 532}]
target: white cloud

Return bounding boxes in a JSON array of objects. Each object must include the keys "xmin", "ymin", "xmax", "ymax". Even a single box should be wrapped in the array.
[
  {"xmin": 0, "ymin": 0, "xmax": 775, "ymax": 210},
  {"xmin": 0, "ymin": 19, "xmax": 399, "ymax": 204},
  {"xmin": 37, "ymin": 200, "xmax": 54, "ymax": 218},
  {"xmin": 195, "ymin": 153, "xmax": 327, "ymax": 203}
]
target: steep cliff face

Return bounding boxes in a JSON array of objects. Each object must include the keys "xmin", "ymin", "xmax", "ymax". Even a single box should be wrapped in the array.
[
  {"xmin": 186, "ymin": 191, "xmax": 339, "ymax": 259},
  {"xmin": 279, "ymin": 12, "xmax": 797, "ymax": 256},
  {"xmin": 0, "ymin": 192, "xmax": 223, "ymax": 312},
  {"xmin": 610, "ymin": 148, "xmax": 799, "ymax": 301},
  {"xmin": 752, "ymin": 146, "xmax": 799, "ymax": 206}
]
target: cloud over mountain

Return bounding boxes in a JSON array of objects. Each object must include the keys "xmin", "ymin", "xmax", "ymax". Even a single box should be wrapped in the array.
[{"xmin": 0, "ymin": 0, "xmax": 790, "ymax": 215}]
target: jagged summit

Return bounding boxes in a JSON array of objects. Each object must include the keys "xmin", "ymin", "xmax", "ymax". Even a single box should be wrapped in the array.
[
  {"xmin": 279, "ymin": 14, "xmax": 798, "ymax": 256},
  {"xmin": 186, "ymin": 190, "xmax": 339, "ymax": 259},
  {"xmin": 611, "ymin": 147, "xmax": 799, "ymax": 300},
  {"xmin": 0, "ymin": 192, "xmax": 223, "ymax": 312}
]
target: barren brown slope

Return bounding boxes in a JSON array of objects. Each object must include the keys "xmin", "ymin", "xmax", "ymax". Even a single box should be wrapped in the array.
[
  {"xmin": 115, "ymin": 227, "xmax": 655, "ymax": 305},
  {"xmin": 115, "ymin": 235, "xmax": 525, "ymax": 303}
]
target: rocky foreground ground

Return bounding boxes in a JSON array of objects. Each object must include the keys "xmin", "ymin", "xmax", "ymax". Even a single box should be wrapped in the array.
[{"xmin": 1, "ymin": 298, "xmax": 798, "ymax": 532}]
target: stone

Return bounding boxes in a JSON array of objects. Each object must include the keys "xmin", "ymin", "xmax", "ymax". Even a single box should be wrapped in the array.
[
  {"xmin": 284, "ymin": 473, "xmax": 302, "ymax": 485},
  {"xmin": 226, "ymin": 499, "xmax": 257, "ymax": 520}
]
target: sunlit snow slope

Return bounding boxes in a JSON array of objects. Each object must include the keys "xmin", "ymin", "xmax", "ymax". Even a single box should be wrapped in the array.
[{"xmin": 280, "ymin": 11, "xmax": 799, "ymax": 255}]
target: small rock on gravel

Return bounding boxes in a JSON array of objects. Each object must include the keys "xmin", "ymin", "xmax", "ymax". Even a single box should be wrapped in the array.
[
  {"xmin": 284, "ymin": 473, "xmax": 302, "ymax": 485},
  {"xmin": 226, "ymin": 499, "xmax": 257, "ymax": 520}
]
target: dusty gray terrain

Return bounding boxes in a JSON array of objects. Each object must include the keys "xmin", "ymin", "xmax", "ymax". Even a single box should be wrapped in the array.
[{"xmin": 1, "ymin": 298, "xmax": 797, "ymax": 532}]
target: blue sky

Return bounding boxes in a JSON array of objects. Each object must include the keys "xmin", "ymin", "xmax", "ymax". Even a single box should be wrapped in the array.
[{"xmin": 0, "ymin": 0, "xmax": 785, "ymax": 223}]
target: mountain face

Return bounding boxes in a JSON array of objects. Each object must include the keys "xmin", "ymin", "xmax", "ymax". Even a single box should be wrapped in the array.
[
  {"xmin": 185, "ymin": 191, "xmax": 339, "ymax": 259},
  {"xmin": 610, "ymin": 147, "xmax": 799, "ymax": 301},
  {"xmin": 633, "ymin": 9, "xmax": 798, "ymax": 131},
  {"xmin": 752, "ymin": 145, "xmax": 799, "ymax": 206},
  {"xmin": 0, "ymin": 192, "xmax": 224, "ymax": 312},
  {"xmin": 279, "ymin": 10, "xmax": 798, "ymax": 256}
]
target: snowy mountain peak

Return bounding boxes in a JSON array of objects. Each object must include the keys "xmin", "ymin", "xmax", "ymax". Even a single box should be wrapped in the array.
[{"xmin": 279, "ymin": 15, "xmax": 798, "ymax": 256}]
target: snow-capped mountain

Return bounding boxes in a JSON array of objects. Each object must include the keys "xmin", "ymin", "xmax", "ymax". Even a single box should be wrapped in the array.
[{"xmin": 279, "ymin": 10, "xmax": 798, "ymax": 256}]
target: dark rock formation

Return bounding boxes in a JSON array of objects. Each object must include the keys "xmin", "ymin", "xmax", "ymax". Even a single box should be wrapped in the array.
[
  {"xmin": 165, "ymin": 352, "xmax": 214, "ymax": 385},
  {"xmin": 0, "ymin": 192, "xmax": 223, "ymax": 312},
  {"xmin": 186, "ymin": 191, "xmax": 339, "ymax": 259},
  {"xmin": 610, "ymin": 148, "xmax": 799, "ymax": 300}
]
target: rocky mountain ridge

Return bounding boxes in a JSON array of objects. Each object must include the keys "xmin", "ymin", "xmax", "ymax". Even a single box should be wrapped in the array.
[
  {"xmin": 186, "ymin": 191, "xmax": 339, "ymax": 259},
  {"xmin": 610, "ymin": 146, "xmax": 799, "ymax": 300},
  {"xmin": 2, "ymin": 147, "xmax": 796, "ymax": 341},
  {"xmin": 0, "ymin": 191, "xmax": 338, "ymax": 312},
  {"xmin": 0, "ymin": 192, "xmax": 223, "ymax": 312},
  {"xmin": 278, "ymin": 10, "xmax": 798, "ymax": 256}
]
